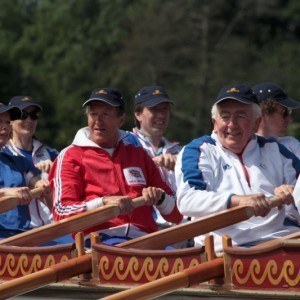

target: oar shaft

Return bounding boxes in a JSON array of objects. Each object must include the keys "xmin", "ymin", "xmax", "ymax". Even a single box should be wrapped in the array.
[
  {"xmin": 102, "ymin": 258, "xmax": 224, "ymax": 300},
  {"xmin": 0, "ymin": 254, "xmax": 92, "ymax": 300},
  {"xmin": 119, "ymin": 205, "xmax": 254, "ymax": 250},
  {"xmin": 119, "ymin": 197, "xmax": 282, "ymax": 250},
  {"xmin": 0, "ymin": 196, "xmax": 145, "ymax": 246}
]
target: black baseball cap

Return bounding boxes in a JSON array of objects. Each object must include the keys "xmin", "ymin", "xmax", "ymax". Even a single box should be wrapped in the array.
[
  {"xmin": 0, "ymin": 102, "xmax": 22, "ymax": 120},
  {"xmin": 134, "ymin": 86, "xmax": 174, "ymax": 107},
  {"xmin": 215, "ymin": 84, "xmax": 259, "ymax": 105},
  {"xmin": 9, "ymin": 96, "xmax": 42, "ymax": 112},
  {"xmin": 82, "ymin": 88, "xmax": 124, "ymax": 108},
  {"xmin": 252, "ymin": 82, "xmax": 300, "ymax": 109}
]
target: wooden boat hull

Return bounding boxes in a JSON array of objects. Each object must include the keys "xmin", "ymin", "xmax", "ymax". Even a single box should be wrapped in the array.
[{"xmin": 2, "ymin": 232, "xmax": 300, "ymax": 299}]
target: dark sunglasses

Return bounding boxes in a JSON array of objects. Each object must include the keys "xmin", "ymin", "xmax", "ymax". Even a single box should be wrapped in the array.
[
  {"xmin": 20, "ymin": 111, "xmax": 39, "ymax": 120},
  {"xmin": 278, "ymin": 107, "xmax": 292, "ymax": 118}
]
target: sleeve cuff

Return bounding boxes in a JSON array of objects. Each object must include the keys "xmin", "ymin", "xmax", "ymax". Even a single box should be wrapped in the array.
[
  {"xmin": 86, "ymin": 197, "xmax": 104, "ymax": 210},
  {"xmin": 226, "ymin": 193, "xmax": 235, "ymax": 209},
  {"xmin": 156, "ymin": 194, "xmax": 175, "ymax": 215}
]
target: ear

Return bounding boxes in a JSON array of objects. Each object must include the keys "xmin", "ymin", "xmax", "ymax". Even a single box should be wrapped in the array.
[
  {"xmin": 134, "ymin": 111, "xmax": 142, "ymax": 122},
  {"xmin": 212, "ymin": 118, "xmax": 217, "ymax": 133},
  {"xmin": 118, "ymin": 113, "xmax": 125, "ymax": 128},
  {"xmin": 253, "ymin": 116, "xmax": 261, "ymax": 133}
]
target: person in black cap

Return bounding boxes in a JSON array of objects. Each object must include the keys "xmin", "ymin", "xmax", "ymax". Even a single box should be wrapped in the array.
[
  {"xmin": 0, "ymin": 102, "xmax": 51, "ymax": 238},
  {"xmin": 131, "ymin": 86, "xmax": 180, "ymax": 192},
  {"xmin": 127, "ymin": 85, "xmax": 189, "ymax": 247},
  {"xmin": 2, "ymin": 95, "xmax": 60, "ymax": 228},
  {"xmin": 175, "ymin": 83, "xmax": 300, "ymax": 252},
  {"xmin": 49, "ymin": 87, "xmax": 182, "ymax": 246},
  {"xmin": 252, "ymin": 82, "xmax": 300, "ymax": 157}
]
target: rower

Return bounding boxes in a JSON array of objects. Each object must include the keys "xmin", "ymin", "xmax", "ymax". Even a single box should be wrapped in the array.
[
  {"xmin": 0, "ymin": 102, "xmax": 51, "ymax": 239},
  {"xmin": 125, "ymin": 85, "xmax": 191, "ymax": 248},
  {"xmin": 175, "ymin": 83, "xmax": 300, "ymax": 251},
  {"xmin": 49, "ymin": 87, "xmax": 182, "ymax": 246}
]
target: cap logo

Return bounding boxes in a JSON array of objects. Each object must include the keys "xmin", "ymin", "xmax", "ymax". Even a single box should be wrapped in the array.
[
  {"xmin": 96, "ymin": 90, "xmax": 107, "ymax": 95},
  {"xmin": 226, "ymin": 87, "xmax": 239, "ymax": 93},
  {"xmin": 152, "ymin": 89, "xmax": 162, "ymax": 95},
  {"xmin": 22, "ymin": 97, "xmax": 31, "ymax": 102}
]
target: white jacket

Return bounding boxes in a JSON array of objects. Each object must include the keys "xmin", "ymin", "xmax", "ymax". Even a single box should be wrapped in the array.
[{"xmin": 175, "ymin": 132, "xmax": 300, "ymax": 251}]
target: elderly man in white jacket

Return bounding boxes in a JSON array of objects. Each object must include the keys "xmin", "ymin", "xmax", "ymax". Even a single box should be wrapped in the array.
[{"xmin": 175, "ymin": 83, "xmax": 300, "ymax": 251}]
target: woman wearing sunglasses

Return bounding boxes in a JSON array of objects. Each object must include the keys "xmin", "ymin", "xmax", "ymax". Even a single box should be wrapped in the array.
[
  {"xmin": 0, "ymin": 102, "xmax": 51, "ymax": 238},
  {"xmin": 2, "ymin": 95, "xmax": 58, "ymax": 227}
]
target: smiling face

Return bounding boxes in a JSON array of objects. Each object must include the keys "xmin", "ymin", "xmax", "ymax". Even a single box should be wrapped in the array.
[
  {"xmin": 134, "ymin": 102, "xmax": 171, "ymax": 140},
  {"xmin": 212, "ymin": 99, "xmax": 261, "ymax": 154},
  {"xmin": 11, "ymin": 105, "xmax": 39, "ymax": 139},
  {"xmin": 0, "ymin": 111, "xmax": 12, "ymax": 147},
  {"xmin": 87, "ymin": 101, "xmax": 125, "ymax": 148}
]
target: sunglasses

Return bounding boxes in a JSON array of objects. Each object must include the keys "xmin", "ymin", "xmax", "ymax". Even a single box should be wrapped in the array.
[
  {"xmin": 277, "ymin": 107, "xmax": 292, "ymax": 118},
  {"xmin": 20, "ymin": 111, "xmax": 39, "ymax": 120}
]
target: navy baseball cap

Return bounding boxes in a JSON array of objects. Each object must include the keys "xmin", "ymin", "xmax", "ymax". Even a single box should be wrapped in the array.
[
  {"xmin": 252, "ymin": 82, "xmax": 300, "ymax": 109},
  {"xmin": 0, "ymin": 102, "xmax": 22, "ymax": 120},
  {"xmin": 82, "ymin": 88, "xmax": 124, "ymax": 108},
  {"xmin": 215, "ymin": 84, "xmax": 259, "ymax": 105},
  {"xmin": 9, "ymin": 96, "xmax": 42, "ymax": 112},
  {"xmin": 134, "ymin": 86, "xmax": 174, "ymax": 107}
]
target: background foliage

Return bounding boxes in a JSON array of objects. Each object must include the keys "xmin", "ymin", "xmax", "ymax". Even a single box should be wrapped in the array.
[{"xmin": 1, "ymin": 0, "xmax": 300, "ymax": 149}]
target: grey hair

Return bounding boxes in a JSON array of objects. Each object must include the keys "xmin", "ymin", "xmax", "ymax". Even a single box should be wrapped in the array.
[{"xmin": 211, "ymin": 102, "xmax": 261, "ymax": 119}]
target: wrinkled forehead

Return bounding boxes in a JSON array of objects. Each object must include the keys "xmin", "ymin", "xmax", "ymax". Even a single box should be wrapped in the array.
[{"xmin": 217, "ymin": 99, "xmax": 251, "ymax": 112}]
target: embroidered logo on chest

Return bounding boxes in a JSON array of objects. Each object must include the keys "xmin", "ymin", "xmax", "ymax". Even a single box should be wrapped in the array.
[
  {"xmin": 223, "ymin": 164, "xmax": 232, "ymax": 170},
  {"xmin": 123, "ymin": 167, "xmax": 146, "ymax": 185}
]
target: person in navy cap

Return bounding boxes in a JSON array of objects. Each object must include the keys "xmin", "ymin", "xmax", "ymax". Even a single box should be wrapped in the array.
[
  {"xmin": 252, "ymin": 82, "xmax": 300, "ymax": 158},
  {"xmin": 49, "ymin": 87, "xmax": 182, "ymax": 246},
  {"xmin": 175, "ymin": 83, "xmax": 300, "ymax": 252},
  {"xmin": 0, "ymin": 102, "xmax": 51, "ymax": 239},
  {"xmin": 126, "ymin": 85, "xmax": 189, "ymax": 247}
]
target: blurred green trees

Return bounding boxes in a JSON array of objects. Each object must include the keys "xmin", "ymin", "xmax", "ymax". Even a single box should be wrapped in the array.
[{"xmin": 0, "ymin": 0, "xmax": 300, "ymax": 149}]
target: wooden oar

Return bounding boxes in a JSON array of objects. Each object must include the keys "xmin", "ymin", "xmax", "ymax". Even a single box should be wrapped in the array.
[
  {"xmin": 0, "ymin": 198, "xmax": 283, "ymax": 299},
  {"xmin": 118, "ymin": 197, "xmax": 283, "ymax": 250},
  {"xmin": 102, "ymin": 257, "xmax": 224, "ymax": 300},
  {"xmin": 0, "ymin": 196, "xmax": 146, "ymax": 247},
  {"xmin": 0, "ymin": 187, "xmax": 44, "ymax": 214}
]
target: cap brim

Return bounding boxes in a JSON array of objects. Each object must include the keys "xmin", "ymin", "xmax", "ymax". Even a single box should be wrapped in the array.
[
  {"xmin": 18, "ymin": 102, "xmax": 42, "ymax": 112},
  {"xmin": 0, "ymin": 106, "xmax": 22, "ymax": 120},
  {"xmin": 140, "ymin": 97, "xmax": 175, "ymax": 108},
  {"xmin": 276, "ymin": 97, "xmax": 300, "ymax": 109},
  {"xmin": 82, "ymin": 98, "xmax": 121, "ymax": 108},
  {"xmin": 215, "ymin": 96, "xmax": 254, "ymax": 105}
]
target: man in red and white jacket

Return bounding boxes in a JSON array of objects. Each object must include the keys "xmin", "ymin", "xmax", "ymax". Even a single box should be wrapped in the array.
[{"xmin": 49, "ymin": 87, "xmax": 182, "ymax": 245}]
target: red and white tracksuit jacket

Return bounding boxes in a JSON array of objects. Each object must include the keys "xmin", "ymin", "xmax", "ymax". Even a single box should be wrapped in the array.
[{"xmin": 49, "ymin": 128, "xmax": 182, "ymax": 239}]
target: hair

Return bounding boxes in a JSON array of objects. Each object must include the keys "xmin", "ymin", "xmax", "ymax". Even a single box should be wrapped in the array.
[
  {"xmin": 134, "ymin": 103, "xmax": 146, "ymax": 128},
  {"xmin": 211, "ymin": 102, "xmax": 262, "ymax": 119},
  {"xmin": 85, "ymin": 102, "xmax": 125, "ymax": 117},
  {"xmin": 258, "ymin": 98, "xmax": 279, "ymax": 114}
]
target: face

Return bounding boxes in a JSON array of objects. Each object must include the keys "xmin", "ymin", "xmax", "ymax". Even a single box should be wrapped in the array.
[
  {"xmin": 261, "ymin": 104, "xmax": 292, "ymax": 137},
  {"xmin": 135, "ymin": 102, "xmax": 171, "ymax": 139},
  {"xmin": 87, "ymin": 101, "xmax": 125, "ymax": 148},
  {"xmin": 11, "ymin": 106, "xmax": 39, "ymax": 138},
  {"xmin": 0, "ymin": 111, "xmax": 12, "ymax": 147},
  {"xmin": 212, "ymin": 99, "xmax": 260, "ymax": 154}
]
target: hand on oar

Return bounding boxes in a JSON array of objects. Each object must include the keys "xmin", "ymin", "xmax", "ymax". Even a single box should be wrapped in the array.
[
  {"xmin": 0, "ymin": 187, "xmax": 45, "ymax": 214},
  {"xmin": 230, "ymin": 194, "xmax": 284, "ymax": 217},
  {"xmin": 0, "ymin": 187, "xmax": 32, "ymax": 205},
  {"xmin": 274, "ymin": 184, "xmax": 295, "ymax": 210},
  {"xmin": 103, "ymin": 195, "xmax": 134, "ymax": 215}
]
